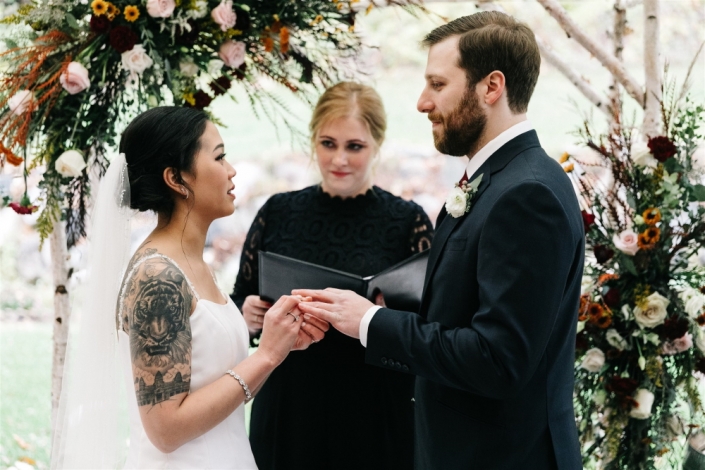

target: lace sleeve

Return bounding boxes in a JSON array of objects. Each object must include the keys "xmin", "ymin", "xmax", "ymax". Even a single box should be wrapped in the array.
[
  {"xmin": 231, "ymin": 203, "xmax": 268, "ymax": 311},
  {"xmin": 409, "ymin": 204, "xmax": 434, "ymax": 254}
]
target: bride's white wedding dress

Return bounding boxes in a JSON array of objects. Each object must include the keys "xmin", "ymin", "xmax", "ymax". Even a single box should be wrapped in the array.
[{"xmin": 118, "ymin": 253, "xmax": 258, "ymax": 469}]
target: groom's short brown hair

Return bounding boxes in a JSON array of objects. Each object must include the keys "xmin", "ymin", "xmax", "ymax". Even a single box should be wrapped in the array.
[{"xmin": 423, "ymin": 12, "xmax": 540, "ymax": 114}]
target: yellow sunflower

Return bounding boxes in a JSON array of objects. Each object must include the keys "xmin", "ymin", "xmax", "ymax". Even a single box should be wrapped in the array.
[
  {"xmin": 642, "ymin": 207, "xmax": 661, "ymax": 226},
  {"xmin": 106, "ymin": 2, "xmax": 120, "ymax": 20},
  {"xmin": 123, "ymin": 5, "xmax": 140, "ymax": 22},
  {"xmin": 91, "ymin": 0, "xmax": 108, "ymax": 16}
]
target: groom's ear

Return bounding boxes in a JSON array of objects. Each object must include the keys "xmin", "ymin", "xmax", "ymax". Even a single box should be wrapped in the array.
[{"xmin": 480, "ymin": 70, "xmax": 506, "ymax": 107}]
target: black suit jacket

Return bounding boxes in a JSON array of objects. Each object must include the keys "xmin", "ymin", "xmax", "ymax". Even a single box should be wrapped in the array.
[{"xmin": 366, "ymin": 131, "xmax": 583, "ymax": 470}]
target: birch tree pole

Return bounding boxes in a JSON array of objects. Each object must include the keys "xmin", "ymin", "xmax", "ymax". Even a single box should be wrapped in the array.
[
  {"xmin": 49, "ymin": 222, "xmax": 71, "ymax": 431},
  {"xmin": 642, "ymin": 0, "xmax": 662, "ymax": 137}
]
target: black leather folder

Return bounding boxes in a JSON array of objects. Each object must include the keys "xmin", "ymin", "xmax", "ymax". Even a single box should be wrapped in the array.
[{"xmin": 258, "ymin": 250, "xmax": 429, "ymax": 312}]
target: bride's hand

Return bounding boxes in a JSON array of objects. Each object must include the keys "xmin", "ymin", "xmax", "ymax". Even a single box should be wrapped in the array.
[
  {"xmin": 258, "ymin": 295, "xmax": 303, "ymax": 366},
  {"xmin": 291, "ymin": 307, "xmax": 329, "ymax": 350}
]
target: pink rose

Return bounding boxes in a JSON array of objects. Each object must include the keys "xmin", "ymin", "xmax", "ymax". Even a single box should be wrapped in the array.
[
  {"xmin": 146, "ymin": 0, "xmax": 175, "ymax": 18},
  {"xmin": 663, "ymin": 333, "xmax": 693, "ymax": 355},
  {"xmin": 612, "ymin": 230, "xmax": 639, "ymax": 256},
  {"xmin": 219, "ymin": 40, "xmax": 246, "ymax": 69},
  {"xmin": 60, "ymin": 62, "xmax": 91, "ymax": 95},
  {"xmin": 8, "ymin": 90, "xmax": 33, "ymax": 115},
  {"xmin": 211, "ymin": 0, "xmax": 236, "ymax": 32}
]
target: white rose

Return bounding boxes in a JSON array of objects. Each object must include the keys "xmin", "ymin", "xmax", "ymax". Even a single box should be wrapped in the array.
[
  {"xmin": 629, "ymin": 389, "xmax": 655, "ymax": 419},
  {"xmin": 445, "ymin": 187, "xmax": 469, "ymax": 218},
  {"xmin": 580, "ymin": 348, "xmax": 605, "ymax": 373},
  {"xmin": 633, "ymin": 292, "xmax": 670, "ymax": 329},
  {"xmin": 179, "ymin": 58, "xmax": 199, "ymax": 77},
  {"xmin": 59, "ymin": 61, "xmax": 91, "ymax": 95},
  {"xmin": 632, "ymin": 141, "xmax": 658, "ymax": 168},
  {"xmin": 146, "ymin": 0, "xmax": 175, "ymax": 18},
  {"xmin": 606, "ymin": 329, "xmax": 630, "ymax": 351},
  {"xmin": 188, "ymin": 0, "xmax": 208, "ymax": 18},
  {"xmin": 121, "ymin": 45, "xmax": 153, "ymax": 75},
  {"xmin": 613, "ymin": 230, "xmax": 640, "ymax": 256},
  {"xmin": 55, "ymin": 150, "xmax": 86, "ymax": 178},
  {"xmin": 680, "ymin": 287, "xmax": 705, "ymax": 318},
  {"xmin": 208, "ymin": 59, "xmax": 224, "ymax": 76}
]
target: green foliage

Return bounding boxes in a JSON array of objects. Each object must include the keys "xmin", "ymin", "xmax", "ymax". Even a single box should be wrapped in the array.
[{"xmin": 566, "ymin": 96, "xmax": 705, "ymax": 469}]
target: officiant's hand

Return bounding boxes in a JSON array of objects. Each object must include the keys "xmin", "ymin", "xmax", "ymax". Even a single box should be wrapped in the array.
[
  {"xmin": 292, "ymin": 288, "xmax": 374, "ymax": 339},
  {"xmin": 242, "ymin": 295, "xmax": 272, "ymax": 335}
]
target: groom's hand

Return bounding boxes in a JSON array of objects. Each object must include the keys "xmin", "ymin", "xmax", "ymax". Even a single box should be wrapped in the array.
[{"xmin": 292, "ymin": 288, "xmax": 374, "ymax": 339}]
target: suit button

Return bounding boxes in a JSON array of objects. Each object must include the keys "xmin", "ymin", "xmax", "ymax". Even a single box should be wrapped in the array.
[
  {"xmin": 394, "ymin": 361, "xmax": 401, "ymax": 369},
  {"xmin": 402, "ymin": 365, "xmax": 409, "ymax": 372},
  {"xmin": 381, "ymin": 357, "xmax": 388, "ymax": 365}
]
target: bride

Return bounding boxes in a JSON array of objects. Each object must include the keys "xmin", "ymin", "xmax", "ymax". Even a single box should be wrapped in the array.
[{"xmin": 51, "ymin": 107, "xmax": 329, "ymax": 469}]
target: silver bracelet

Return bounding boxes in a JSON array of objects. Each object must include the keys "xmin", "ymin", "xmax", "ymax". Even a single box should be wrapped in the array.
[{"xmin": 226, "ymin": 370, "xmax": 253, "ymax": 403}]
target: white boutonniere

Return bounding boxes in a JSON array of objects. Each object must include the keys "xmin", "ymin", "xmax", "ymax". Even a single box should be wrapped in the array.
[{"xmin": 445, "ymin": 173, "xmax": 483, "ymax": 218}]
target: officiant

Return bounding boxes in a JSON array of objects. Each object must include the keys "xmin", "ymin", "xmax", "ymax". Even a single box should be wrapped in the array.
[{"xmin": 231, "ymin": 82, "xmax": 434, "ymax": 470}]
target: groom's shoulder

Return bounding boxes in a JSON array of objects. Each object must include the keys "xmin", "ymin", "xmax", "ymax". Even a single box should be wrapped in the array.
[{"xmin": 503, "ymin": 144, "xmax": 571, "ymax": 189}]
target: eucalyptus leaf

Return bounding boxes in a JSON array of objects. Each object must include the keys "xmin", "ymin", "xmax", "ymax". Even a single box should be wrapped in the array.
[
  {"xmin": 65, "ymin": 13, "xmax": 79, "ymax": 30},
  {"xmin": 690, "ymin": 184, "xmax": 705, "ymax": 202},
  {"xmin": 620, "ymin": 257, "xmax": 638, "ymax": 276}
]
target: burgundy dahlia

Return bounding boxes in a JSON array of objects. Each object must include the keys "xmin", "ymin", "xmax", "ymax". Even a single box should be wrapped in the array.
[
  {"xmin": 109, "ymin": 26, "xmax": 138, "ymax": 53},
  {"xmin": 192, "ymin": 90, "xmax": 212, "ymax": 109},
  {"xmin": 603, "ymin": 288, "xmax": 621, "ymax": 309},
  {"xmin": 209, "ymin": 76, "xmax": 232, "ymax": 96},
  {"xmin": 656, "ymin": 316, "xmax": 689, "ymax": 341},
  {"xmin": 593, "ymin": 244, "xmax": 614, "ymax": 265},
  {"xmin": 606, "ymin": 376, "xmax": 638, "ymax": 397},
  {"xmin": 90, "ymin": 14, "xmax": 111, "ymax": 34},
  {"xmin": 647, "ymin": 136, "xmax": 677, "ymax": 163},
  {"xmin": 581, "ymin": 211, "xmax": 595, "ymax": 233}
]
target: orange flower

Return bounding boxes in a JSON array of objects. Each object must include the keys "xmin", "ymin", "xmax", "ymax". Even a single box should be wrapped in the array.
[
  {"xmin": 106, "ymin": 2, "xmax": 120, "ymax": 20},
  {"xmin": 123, "ymin": 5, "xmax": 139, "ymax": 22},
  {"xmin": 279, "ymin": 26, "xmax": 289, "ymax": 54},
  {"xmin": 91, "ymin": 0, "xmax": 108, "ymax": 16},
  {"xmin": 598, "ymin": 273, "xmax": 619, "ymax": 285},
  {"xmin": 642, "ymin": 207, "xmax": 661, "ymax": 226},
  {"xmin": 588, "ymin": 303, "xmax": 604, "ymax": 321},
  {"xmin": 578, "ymin": 295, "xmax": 590, "ymax": 321},
  {"xmin": 563, "ymin": 163, "xmax": 574, "ymax": 173},
  {"xmin": 559, "ymin": 152, "xmax": 570, "ymax": 163},
  {"xmin": 1, "ymin": 144, "xmax": 24, "ymax": 166},
  {"xmin": 263, "ymin": 37, "xmax": 274, "ymax": 52},
  {"xmin": 596, "ymin": 314, "xmax": 612, "ymax": 329},
  {"xmin": 637, "ymin": 226, "xmax": 660, "ymax": 250}
]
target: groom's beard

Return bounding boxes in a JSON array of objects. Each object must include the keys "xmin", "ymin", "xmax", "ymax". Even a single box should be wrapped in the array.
[{"xmin": 429, "ymin": 89, "xmax": 486, "ymax": 157}]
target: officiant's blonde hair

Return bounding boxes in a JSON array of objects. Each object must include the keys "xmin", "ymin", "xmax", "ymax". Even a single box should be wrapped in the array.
[{"xmin": 309, "ymin": 82, "xmax": 386, "ymax": 152}]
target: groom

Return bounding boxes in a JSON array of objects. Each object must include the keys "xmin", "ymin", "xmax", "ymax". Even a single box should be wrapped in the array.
[{"xmin": 296, "ymin": 12, "xmax": 583, "ymax": 470}]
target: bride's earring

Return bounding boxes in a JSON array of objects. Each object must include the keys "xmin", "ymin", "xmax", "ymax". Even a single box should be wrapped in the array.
[{"xmin": 181, "ymin": 187, "xmax": 188, "ymax": 199}]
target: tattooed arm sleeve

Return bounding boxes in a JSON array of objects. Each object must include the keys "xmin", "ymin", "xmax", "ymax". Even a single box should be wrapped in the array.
[{"xmin": 124, "ymin": 257, "xmax": 194, "ymax": 407}]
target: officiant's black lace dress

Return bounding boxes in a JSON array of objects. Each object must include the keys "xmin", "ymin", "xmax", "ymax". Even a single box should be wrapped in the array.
[{"xmin": 232, "ymin": 185, "xmax": 433, "ymax": 470}]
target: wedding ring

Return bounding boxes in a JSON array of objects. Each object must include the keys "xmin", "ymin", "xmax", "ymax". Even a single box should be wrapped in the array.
[{"xmin": 287, "ymin": 312, "xmax": 299, "ymax": 322}]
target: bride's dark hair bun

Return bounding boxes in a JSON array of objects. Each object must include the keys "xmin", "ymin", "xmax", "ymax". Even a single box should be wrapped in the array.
[{"xmin": 119, "ymin": 106, "xmax": 208, "ymax": 215}]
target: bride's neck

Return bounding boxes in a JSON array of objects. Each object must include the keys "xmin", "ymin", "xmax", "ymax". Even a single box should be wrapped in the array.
[{"xmin": 153, "ymin": 207, "xmax": 210, "ymax": 258}]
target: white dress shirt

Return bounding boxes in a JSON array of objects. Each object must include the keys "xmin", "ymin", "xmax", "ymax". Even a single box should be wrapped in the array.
[{"xmin": 358, "ymin": 120, "xmax": 534, "ymax": 347}]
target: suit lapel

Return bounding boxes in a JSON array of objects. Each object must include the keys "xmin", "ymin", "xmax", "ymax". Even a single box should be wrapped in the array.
[{"xmin": 418, "ymin": 130, "xmax": 542, "ymax": 315}]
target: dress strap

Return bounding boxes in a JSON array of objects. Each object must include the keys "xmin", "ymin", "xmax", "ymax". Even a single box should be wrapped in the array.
[{"xmin": 117, "ymin": 253, "xmax": 201, "ymax": 331}]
